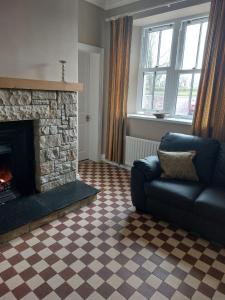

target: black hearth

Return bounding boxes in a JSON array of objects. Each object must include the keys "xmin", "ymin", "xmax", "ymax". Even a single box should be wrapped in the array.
[{"xmin": 0, "ymin": 121, "xmax": 35, "ymax": 204}]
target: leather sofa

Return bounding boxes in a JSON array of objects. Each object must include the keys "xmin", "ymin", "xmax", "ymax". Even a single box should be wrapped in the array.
[{"xmin": 131, "ymin": 132, "xmax": 225, "ymax": 245}]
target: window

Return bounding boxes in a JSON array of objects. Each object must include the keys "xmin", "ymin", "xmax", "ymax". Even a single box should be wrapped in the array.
[
  {"xmin": 137, "ymin": 17, "xmax": 208, "ymax": 119},
  {"xmin": 176, "ymin": 19, "xmax": 208, "ymax": 117},
  {"xmin": 141, "ymin": 24, "xmax": 173, "ymax": 111}
]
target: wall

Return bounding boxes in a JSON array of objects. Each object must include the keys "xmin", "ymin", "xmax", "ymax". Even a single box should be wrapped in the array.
[
  {"xmin": 0, "ymin": 0, "xmax": 78, "ymax": 81},
  {"xmin": 78, "ymin": 0, "xmax": 105, "ymax": 48},
  {"xmin": 127, "ymin": 118, "xmax": 191, "ymax": 142},
  {"xmin": 101, "ymin": 1, "xmax": 210, "ymax": 151}
]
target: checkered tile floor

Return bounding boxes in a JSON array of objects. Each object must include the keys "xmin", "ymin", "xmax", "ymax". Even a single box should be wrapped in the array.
[{"xmin": 1, "ymin": 161, "xmax": 225, "ymax": 299}]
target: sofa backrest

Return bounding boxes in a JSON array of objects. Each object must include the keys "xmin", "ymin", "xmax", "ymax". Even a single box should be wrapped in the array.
[
  {"xmin": 213, "ymin": 143, "xmax": 225, "ymax": 186},
  {"xmin": 159, "ymin": 132, "xmax": 220, "ymax": 184}
]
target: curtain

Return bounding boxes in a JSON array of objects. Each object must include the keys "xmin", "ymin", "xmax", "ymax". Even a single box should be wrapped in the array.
[
  {"xmin": 192, "ymin": 0, "xmax": 225, "ymax": 141},
  {"xmin": 106, "ymin": 16, "xmax": 133, "ymax": 164}
]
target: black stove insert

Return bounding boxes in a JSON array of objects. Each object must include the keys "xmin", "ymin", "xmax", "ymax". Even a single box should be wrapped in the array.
[{"xmin": 0, "ymin": 121, "xmax": 35, "ymax": 204}]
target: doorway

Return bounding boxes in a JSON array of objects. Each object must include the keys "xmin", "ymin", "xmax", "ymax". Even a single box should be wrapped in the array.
[{"xmin": 78, "ymin": 43, "xmax": 104, "ymax": 162}]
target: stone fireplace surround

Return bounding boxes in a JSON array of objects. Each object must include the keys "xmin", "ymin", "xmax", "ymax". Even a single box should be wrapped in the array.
[
  {"xmin": 0, "ymin": 78, "xmax": 100, "ymax": 244},
  {"xmin": 0, "ymin": 78, "xmax": 81, "ymax": 193}
]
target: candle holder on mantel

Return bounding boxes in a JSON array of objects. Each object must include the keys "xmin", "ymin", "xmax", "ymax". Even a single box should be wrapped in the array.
[{"xmin": 59, "ymin": 60, "xmax": 67, "ymax": 82}]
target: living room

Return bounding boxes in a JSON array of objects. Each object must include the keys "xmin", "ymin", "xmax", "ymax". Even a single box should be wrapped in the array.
[{"xmin": 0, "ymin": 0, "xmax": 225, "ymax": 299}]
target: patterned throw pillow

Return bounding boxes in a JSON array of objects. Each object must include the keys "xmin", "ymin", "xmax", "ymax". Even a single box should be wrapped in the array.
[{"xmin": 157, "ymin": 150, "xmax": 199, "ymax": 181}]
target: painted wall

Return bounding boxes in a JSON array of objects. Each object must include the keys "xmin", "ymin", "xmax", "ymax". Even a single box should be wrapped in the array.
[
  {"xmin": 101, "ymin": 1, "xmax": 210, "ymax": 154},
  {"xmin": 0, "ymin": 0, "xmax": 78, "ymax": 81},
  {"xmin": 127, "ymin": 118, "xmax": 192, "ymax": 142},
  {"xmin": 78, "ymin": 0, "xmax": 105, "ymax": 48}
]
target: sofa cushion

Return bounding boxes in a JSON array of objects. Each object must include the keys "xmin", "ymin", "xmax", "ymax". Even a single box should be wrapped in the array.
[
  {"xmin": 145, "ymin": 179, "xmax": 205, "ymax": 211},
  {"xmin": 213, "ymin": 143, "xmax": 225, "ymax": 186},
  {"xmin": 195, "ymin": 187, "xmax": 225, "ymax": 225},
  {"xmin": 157, "ymin": 150, "xmax": 199, "ymax": 181},
  {"xmin": 159, "ymin": 132, "xmax": 220, "ymax": 184}
]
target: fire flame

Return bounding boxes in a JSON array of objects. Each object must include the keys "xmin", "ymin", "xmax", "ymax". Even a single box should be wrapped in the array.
[{"xmin": 0, "ymin": 168, "xmax": 13, "ymax": 184}]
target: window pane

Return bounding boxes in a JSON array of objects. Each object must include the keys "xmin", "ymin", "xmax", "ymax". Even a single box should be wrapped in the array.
[
  {"xmin": 153, "ymin": 72, "xmax": 166, "ymax": 110},
  {"xmin": 175, "ymin": 74, "xmax": 192, "ymax": 116},
  {"xmin": 159, "ymin": 28, "xmax": 173, "ymax": 67},
  {"xmin": 142, "ymin": 73, "xmax": 154, "ymax": 110},
  {"xmin": 190, "ymin": 73, "xmax": 200, "ymax": 115},
  {"xmin": 144, "ymin": 26, "xmax": 173, "ymax": 68},
  {"xmin": 146, "ymin": 31, "xmax": 159, "ymax": 68},
  {"xmin": 197, "ymin": 22, "xmax": 208, "ymax": 69},
  {"xmin": 182, "ymin": 23, "xmax": 200, "ymax": 69}
]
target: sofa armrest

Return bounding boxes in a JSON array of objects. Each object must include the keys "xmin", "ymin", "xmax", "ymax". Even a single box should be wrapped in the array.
[
  {"xmin": 133, "ymin": 156, "xmax": 161, "ymax": 181},
  {"xmin": 131, "ymin": 156, "xmax": 161, "ymax": 210}
]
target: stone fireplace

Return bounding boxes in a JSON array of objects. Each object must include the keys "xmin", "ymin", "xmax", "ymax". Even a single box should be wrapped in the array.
[
  {"xmin": 0, "ymin": 78, "xmax": 99, "ymax": 244},
  {"xmin": 0, "ymin": 83, "xmax": 79, "ymax": 198}
]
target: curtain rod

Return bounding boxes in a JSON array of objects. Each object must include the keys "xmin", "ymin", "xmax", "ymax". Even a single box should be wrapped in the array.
[{"xmin": 105, "ymin": 0, "xmax": 196, "ymax": 22}]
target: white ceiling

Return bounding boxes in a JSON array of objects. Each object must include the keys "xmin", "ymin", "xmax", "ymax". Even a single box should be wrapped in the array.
[{"xmin": 85, "ymin": 0, "xmax": 142, "ymax": 10}]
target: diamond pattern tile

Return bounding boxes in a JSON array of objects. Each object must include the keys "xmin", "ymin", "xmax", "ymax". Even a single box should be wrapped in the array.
[{"xmin": 0, "ymin": 160, "xmax": 225, "ymax": 299}]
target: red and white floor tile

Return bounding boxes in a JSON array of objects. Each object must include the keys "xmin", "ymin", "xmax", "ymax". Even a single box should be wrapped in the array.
[{"xmin": 0, "ymin": 160, "xmax": 225, "ymax": 299}]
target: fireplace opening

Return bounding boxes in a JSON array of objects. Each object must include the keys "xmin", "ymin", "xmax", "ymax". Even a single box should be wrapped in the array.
[
  {"xmin": 0, "ymin": 145, "xmax": 19, "ymax": 203},
  {"xmin": 0, "ymin": 121, "xmax": 36, "ymax": 204}
]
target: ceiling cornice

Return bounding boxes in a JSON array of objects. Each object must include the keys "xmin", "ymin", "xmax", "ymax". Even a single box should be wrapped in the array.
[
  {"xmin": 84, "ymin": 0, "xmax": 106, "ymax": 9},
  {"xmin": 105, "ymin": 0, "xmax": 141, "ymax": 10},
  {"xmin": 84, "ymin": 0, "xmax": 141, "ymax": 10}
]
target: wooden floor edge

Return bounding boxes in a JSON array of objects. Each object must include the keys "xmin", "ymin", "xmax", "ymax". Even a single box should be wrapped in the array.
[{"xmin": 0, "ymin": 194, "xmax": 96, "ymax": 244}]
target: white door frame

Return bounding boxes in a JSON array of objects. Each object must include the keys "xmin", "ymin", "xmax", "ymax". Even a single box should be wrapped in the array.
[{"xmin": 78, "ymin": 43, "xmax": 104, "ymax": 162}]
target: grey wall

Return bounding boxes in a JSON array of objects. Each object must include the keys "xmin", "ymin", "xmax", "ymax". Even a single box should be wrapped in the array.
[
  {"xmin": 0, "ymin": 0, "xmax": 78, "ymax": 81},
  {"xmin": 78, "ymin": 0, "xmax": 105, "ymax": 48},
  {"xmin": 101, "ymin": 0, "xmax": 210, "ymax": 153},
  {"xmin": 127, "ymin": 118, "xmax": 192, "ymax": 142}
]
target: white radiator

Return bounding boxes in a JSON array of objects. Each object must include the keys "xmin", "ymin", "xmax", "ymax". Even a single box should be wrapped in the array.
[{"xmin": 125, "ymin": 136, "xmax": 160, "ymax": 167}]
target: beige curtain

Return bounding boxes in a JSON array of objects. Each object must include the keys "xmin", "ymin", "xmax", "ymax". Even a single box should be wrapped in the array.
[
  {"xmin": 106, "ymin": 16, "xmax": 133, "ymax": 164},
  {"xmin": 193, "ymin": 0, "xmax": 225, "ymax": 141}
]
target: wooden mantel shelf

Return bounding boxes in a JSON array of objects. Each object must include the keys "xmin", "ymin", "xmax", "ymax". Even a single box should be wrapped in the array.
[{"xmin": 0, "ymin": 77, "xmax": 83, "ymax": 92}]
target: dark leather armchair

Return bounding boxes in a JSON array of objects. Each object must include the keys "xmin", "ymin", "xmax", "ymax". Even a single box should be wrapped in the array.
[{"xmin": 131, "ymin": 132, "xmax": 225, "ymax": 245}]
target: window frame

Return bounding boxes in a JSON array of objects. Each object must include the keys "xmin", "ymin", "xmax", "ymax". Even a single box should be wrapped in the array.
[
  {"xmin": 136, "ymin": 15, "xmax": 208, "ymax": 120},
  {"xmin": 140, "ymin": 23, "xmax": 174, "ymax": 113}
]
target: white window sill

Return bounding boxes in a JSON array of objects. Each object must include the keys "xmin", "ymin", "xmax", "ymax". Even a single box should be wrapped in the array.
[{"xmin": 127, "ymin": 114, "xmax": 192, "ymax": 126}]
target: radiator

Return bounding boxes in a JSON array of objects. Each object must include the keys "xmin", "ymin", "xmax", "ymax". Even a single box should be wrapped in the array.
[{"xmin": 125, "ymin": 136, "xmax": 160, "ymax": 167}]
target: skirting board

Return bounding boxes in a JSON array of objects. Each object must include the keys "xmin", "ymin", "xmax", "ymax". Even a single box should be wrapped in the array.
[{"xmin": 101, "ymin": 154, "xmax": 131, "ymax": 170}]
